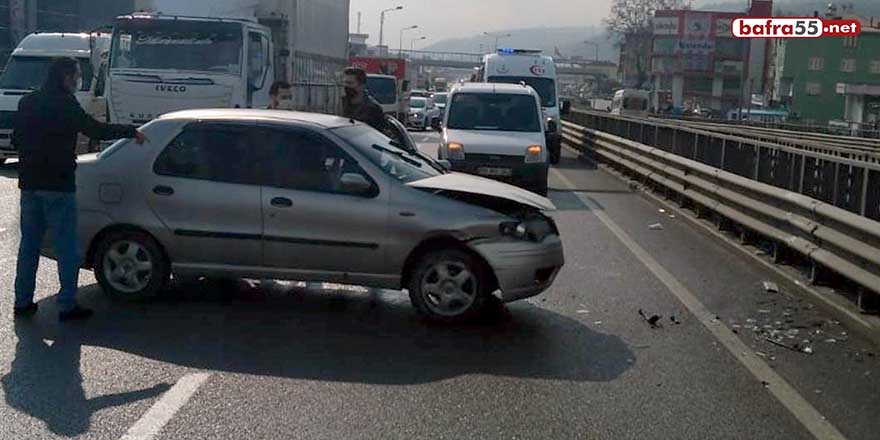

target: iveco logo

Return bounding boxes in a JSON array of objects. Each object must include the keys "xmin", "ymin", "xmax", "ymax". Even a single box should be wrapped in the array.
[{"xmin": 155, "ymin": 85, "xmax": 187, "ymax": 93}]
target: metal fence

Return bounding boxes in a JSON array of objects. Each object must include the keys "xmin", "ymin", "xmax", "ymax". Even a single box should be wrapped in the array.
[{"xmin": 562, "ymin": 109, "xmax": 880, "ymax": 300}]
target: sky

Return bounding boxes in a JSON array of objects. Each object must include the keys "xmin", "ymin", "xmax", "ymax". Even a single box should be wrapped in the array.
[{"xmin": 350, "ymin": 0, "xmax": 614, "ymax": 48}]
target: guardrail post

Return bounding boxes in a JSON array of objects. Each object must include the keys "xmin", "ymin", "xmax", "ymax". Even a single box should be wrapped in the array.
[
  {"xmin": 693, "ymin": 133, "xmax": 699, "ymax": 160},
  {"xmin": 720, "ymin": 139, "xmax": 727, "ymax": 169},
  {"xmin": 753, "ymin": 146, "xmax": 761, "ymax": 180},
  {"xmin": 860, "ymin": 169, "xmax": 870, "ymax": 216},
  {"xmin": 640, "ymin": 123, "xmax": 645, "ymax": 144},
  {"xmin": 832, "ymin": 163, "xmax": 840, "ymax": 207},
  {"xmin": 798, "ymin": 154, "xmax": 807, "ymax": 193},
  {"xmin": 653, "ymin": 124, "xmax": 659, "ymax": 147}
]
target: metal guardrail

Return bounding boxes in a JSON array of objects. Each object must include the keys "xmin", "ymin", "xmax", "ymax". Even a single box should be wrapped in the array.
[
  {"xmin": 655, "ymin": 117, "xmax": 880, "ymax": 153},
  {"xmin": 562, "ymin": 110, "xmax": 880, "ymax": 299},
  {"xmin": 657, "ymin": 114, "xmax": 880, "ymax": 140}
]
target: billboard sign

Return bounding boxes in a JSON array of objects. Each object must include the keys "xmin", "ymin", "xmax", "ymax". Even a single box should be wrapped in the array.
[{"xmin": 653, "ymin": 16, "xmax": 680, "ymax": 35}]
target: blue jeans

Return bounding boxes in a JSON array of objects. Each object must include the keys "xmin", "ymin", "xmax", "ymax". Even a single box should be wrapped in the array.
[{"xmin": 15, "ymin": 190, "xmax": 81, "ymax": 312}]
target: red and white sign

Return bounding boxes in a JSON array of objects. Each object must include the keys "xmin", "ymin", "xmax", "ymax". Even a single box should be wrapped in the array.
[
  {"xmin": 731, "ymin": 17, "xmax": 861, "ymax": 38},
  {"xmin": 349, "ymin": 57, "xmax": 408, "ymax": 79}
]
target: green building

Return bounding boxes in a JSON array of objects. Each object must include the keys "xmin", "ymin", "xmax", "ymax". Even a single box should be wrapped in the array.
[{"xmin": 770, "ymin": 18, "xmax": 880, "ymax": 130}]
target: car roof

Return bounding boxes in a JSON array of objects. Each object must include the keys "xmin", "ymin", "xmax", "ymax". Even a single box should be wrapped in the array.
[
  {"xmin": 450, "ymin": 82, "xmax": 539, "ymax": 96},
  {"xmin": 157, "ymin": 109, "xmax": 356, "ymax": 129}
]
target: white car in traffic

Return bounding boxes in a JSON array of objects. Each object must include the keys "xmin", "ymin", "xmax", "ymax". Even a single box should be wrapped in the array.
[
  {"xmin": 439, "ymin": 82, "xmax": 549, "ymax": 195},
  {"xmin": 407, "ymin": 96, "xmax": 441, "ymax": 131}
]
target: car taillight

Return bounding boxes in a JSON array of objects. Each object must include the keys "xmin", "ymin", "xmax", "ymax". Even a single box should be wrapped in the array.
[
  {"xmin": 447, "ymin": 142, "xmax": 465, "ymax": 160},
  {"xmin": 525, "ymin": 145, "xmax": 543, "ymax": 163}
]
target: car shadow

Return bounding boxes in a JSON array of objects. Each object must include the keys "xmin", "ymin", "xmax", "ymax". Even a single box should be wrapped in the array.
[{"xmin": 14, "ymin": 280, "xmax": 634, "ymax": 382}]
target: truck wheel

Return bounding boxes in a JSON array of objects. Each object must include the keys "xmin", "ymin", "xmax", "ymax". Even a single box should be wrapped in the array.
[
  {"xmin": 94, "ymin": 231, "xmax": 170, "ymax": 300},
  {"xmin": 408, "ymin": 248, "xmax": 491, "ymax": 323}
]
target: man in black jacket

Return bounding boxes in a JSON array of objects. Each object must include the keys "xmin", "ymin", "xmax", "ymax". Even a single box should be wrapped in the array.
[
  {"xmin": 340, "ymin": 67, "xmax": 388, "ymax": 132},
  {"xmin": 12, "ymin": 58, "xmax": 144, "ymax": 321}
]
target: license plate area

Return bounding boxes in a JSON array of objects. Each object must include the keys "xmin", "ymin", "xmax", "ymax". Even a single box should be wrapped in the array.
[{"xmin": 477, "ymin": 167, "xmax": 512, "ymax": 177}]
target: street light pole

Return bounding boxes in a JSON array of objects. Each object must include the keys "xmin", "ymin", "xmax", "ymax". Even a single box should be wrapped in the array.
[
  {"xmin": 399, "ymin": 25, "xmax": 418, "ymax": 56},
  {"xmin": 411, "ymin": 36, "xmax": 426, "ymax": 51},
  {"xmin": 378, "ymin": 5, "xmax": 403, "ymax": 48}
]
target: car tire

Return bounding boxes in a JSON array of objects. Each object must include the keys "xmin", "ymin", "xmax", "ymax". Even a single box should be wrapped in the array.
[
  {"xmin": 94, "ymin": 231, "xmax": 170, "ymax": 300},
  {"xmin": 407, "ymin": 248, "xmax": 491, "ymax": 322}
]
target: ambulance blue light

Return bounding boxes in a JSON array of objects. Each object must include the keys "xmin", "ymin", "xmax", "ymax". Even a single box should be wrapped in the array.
[{"xmin": 499, "ymin": 48, "xmax": 515, "ymax": 54}]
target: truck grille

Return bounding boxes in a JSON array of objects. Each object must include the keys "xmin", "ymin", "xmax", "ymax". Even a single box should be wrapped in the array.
[{"xmin": 0, "ymin": 111, "xmax": 15, "ymax": 130}]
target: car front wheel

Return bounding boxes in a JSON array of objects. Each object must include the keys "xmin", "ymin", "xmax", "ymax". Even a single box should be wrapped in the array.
[
  {"xmin": 94, "ymin": 231, "xmax": 170, "ymax": 300},
  {"xmin": 408, "ymin": 248, "xmax": 491, "ymax": 322}
]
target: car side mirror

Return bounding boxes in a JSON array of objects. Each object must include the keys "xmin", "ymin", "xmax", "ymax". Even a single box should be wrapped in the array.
[
  {"xmin": 437, "ymin": 159, "xmax": 452, "ymax": 170},
  {"xmin": 561, "ymin": 100, "xmax": 572, "ymax": 115},
  {"xmin": 340, "ymin": 173, "xmax": 372, "ymax": 196}
]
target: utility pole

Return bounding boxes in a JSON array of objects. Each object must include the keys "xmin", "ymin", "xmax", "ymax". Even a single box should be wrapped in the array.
[
  {"xmin": 379, "ymin": 6, "xmax": 403, "ymax": 48},
  {"xmin": 357, "ymin": 12, "xmax": 362, "ymax": 33},
  {"xmin": 399, "ymin": 25, "xmax": 418, "ymax": 56}
]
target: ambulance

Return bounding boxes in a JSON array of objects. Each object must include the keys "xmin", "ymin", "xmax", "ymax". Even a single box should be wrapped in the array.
[{"xmin": 477, "ymin": 49, "xmax": 565, "ymax": 164}]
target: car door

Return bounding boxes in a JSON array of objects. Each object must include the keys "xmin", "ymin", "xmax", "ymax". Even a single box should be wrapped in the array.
[
  {"xmin": 147, "ymin": 122, "xmax": 264, "ymax": 268},
  {"xmin": 259, "ymin": 126, "xmax": 390, "ymax": 278}
]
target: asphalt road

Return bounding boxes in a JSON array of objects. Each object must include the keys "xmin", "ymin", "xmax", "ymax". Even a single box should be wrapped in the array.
[{"xmin": 0, "ymin": 130, "xmax": 878, "ymax": 440}]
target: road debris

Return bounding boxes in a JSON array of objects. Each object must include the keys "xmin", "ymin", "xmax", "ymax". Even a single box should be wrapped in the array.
[
  {"xmin": 668, "ymin": 214, "xmax": 676, "ymax": 219},
  {"xmin": 670, "ymin": 315, "xmax": 682, "ymax": 325},
  {"xmin": 802, "ymin": 346, "xmax": 814, "ymax": 355},
  {"xmin": 576, "ymin": 309, "xmax": 590, "ymax": 314},
  {"xmin": 593, "ymin": 321, "xmax": 603, "ymax": 326},
  {"xmin": 761, "ymin": 381, "xmax": 770, "ymax": 388},
  {"xmin": 659, "ymin": 208, "xmax": 666, "ymax": 214},
  {"xmin": 757, "ymin": 309, "xmax": 771, "ymax": 314},
  {"xmin": 762, "ymin": 281, "xmax": 780, "ymax": 293},
  {"xmin": 638, "ymin": 309, "xmax": 662, "ymax": 328},
  {"xmin": 824, "ymin": 338, "xmax": 837, "ymax": 344},
  {"xmin": 755, "ymin": 351, "xmax": 767, "ymax": 358},
  {"xmin": 765, "ymin": 337, "xmax": 813, "ymax": 355},
  {"xmin": 648, "ymin": 223, "xmax": 664, "ymax": 231}
]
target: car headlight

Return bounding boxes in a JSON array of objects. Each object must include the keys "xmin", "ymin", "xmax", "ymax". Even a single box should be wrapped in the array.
[
  {"xmin": 447, "ymin": 142, "xmax": 465, "ymax": 160},
  {"xmin": 500, "ymin": 216, "xmax": 557, "ymax": 241},
  {"xmin": 525, "ymin": 144, "xmax": 543, "ymax": 163}
]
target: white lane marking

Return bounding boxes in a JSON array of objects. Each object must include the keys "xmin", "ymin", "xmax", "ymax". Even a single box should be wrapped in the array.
[
  {"xmin": 551, "ymin": 168, "xmax": 848, "ymax": 440},
  {"xmin": 119, "ymin": 373, "xmax": 212, "ymax": 440}
]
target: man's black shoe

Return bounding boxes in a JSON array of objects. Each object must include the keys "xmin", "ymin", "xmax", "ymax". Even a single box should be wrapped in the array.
[
  {"xmin": 13, "ymin": 303, "xmax": 38, "ymax": 318},
  {"xmin": 59, "ymin": 306, "xmax": 93, "ymax": 322}
]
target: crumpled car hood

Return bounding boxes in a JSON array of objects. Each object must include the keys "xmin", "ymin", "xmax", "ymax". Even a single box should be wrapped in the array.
[{"xmin": 407, "ymin": 172, "xmax": 555, "ymax": 211}]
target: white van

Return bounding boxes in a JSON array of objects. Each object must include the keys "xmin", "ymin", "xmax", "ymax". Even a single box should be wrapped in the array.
[
  {"xmin": 0, "ymin": 33, "xmax": 111, "ymax": 164},
  {"xmin": 440, "ymin": 82, "xmax": 549, "ymax": 195},
  {"xmin": 610, "ymin": 89, "xmax": 650, "ymax": 117},
  {"xmin": 478, "ymin": 49, "xmax": 565, "ymax": 164}
]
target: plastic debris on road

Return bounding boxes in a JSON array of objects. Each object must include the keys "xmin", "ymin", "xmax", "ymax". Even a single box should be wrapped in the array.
[
  {"xmin": 593, "ymin": 320, "xmax": 603, "ymax": 326},
  {"xmin": 576, "ymin": 309, "xmax": 590, "ymax": 314},
  {"xmin": 802, "ymin": 346, "xmax": 814, "ymax": 355},
  {"xmin": 762, "ymin": 281, "xmax": 780, "ymax": 293},
  {"xmin": 648, "ymin": 223, "xmax": 664, "ymax": 230},
  {"xmin": 659, "ymin": 208, "xmax": 666, "ymax": 214},
  {"xmin": 638, "ymin": 309, "xmax": 662, "ymax": 328}
]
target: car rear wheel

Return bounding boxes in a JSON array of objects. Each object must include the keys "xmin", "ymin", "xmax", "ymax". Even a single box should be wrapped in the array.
[
  {"xmin": 408, "ymin": 248, "xmax": 490, "ymax": 322},
  {"xmin": 94, "ymin": 231, "xmax": 170, "ymax": 300}
]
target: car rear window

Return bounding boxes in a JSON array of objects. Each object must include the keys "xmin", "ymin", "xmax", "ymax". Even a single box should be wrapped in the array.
[{"xmin": 446, "ymin": 92, "xmax": 540, "ymax": 132}]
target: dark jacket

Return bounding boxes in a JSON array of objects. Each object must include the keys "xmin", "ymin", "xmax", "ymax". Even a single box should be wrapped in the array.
[
  {"xmin": 341, "ymin": 93, "xmax": 388, "ymax": 132},
  {"xmin": 12, "ymin": 88, "xmax": 137, "ymax": 192}
]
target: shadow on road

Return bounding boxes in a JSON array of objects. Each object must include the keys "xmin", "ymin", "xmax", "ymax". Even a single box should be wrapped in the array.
[
  {"xmin": 0, "ymin": 162, "xmax": 18, "ymax": 179},
  {"xmin": 1, "ymin": 320, "xmax": 171, "ymax": 437},
  {"xmin": 9, "ymin": 281, "xmax": 633, "ymax": 390}
]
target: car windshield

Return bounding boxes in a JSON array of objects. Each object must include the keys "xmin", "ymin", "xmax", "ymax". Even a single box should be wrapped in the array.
[
  {"xmin": 433, "ymin": 94, "xmax": 448, "ymax": 104},
  {"xmin": 487, "ymin": 76, "xmax": 556, "ymax": 107},
  {"xmin": 446, "ymin": 92, "xmax": 541, "ymax": 132},
  {"xmin": 111, "ymin": 19, "xmax": 242, "ymax": 74},
  {"xmin": 410, "ymin": 98, "xmax": 427, "ymax": 108},
  {"xmin": 0, "ymin": 57, "xmax": 93, "ymax": 91},
  {"xmin": 366, "ymin": 77, "xmax": 397, "ymax": 104},
  {"xmin": 333, "ymin": 125, "xmax": 442, "ymax": 183}
]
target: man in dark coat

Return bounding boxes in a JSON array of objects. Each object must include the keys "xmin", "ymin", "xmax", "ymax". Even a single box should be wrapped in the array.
[
  {"xmin": 12, "ymin": 57, "xmax": 144, "ymax": 321},
  {"xmin": 341, "ymin": 67, "xmax": 388, "ymax": 132}
]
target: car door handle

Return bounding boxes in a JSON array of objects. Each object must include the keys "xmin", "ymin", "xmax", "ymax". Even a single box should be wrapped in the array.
[
  {"xmin": 153, "ymin": 185, "xmax": 174, "ymax": 196},
  {"xmin": 270, "ymin": 197, "xmax": 293, "ymax": 208}
]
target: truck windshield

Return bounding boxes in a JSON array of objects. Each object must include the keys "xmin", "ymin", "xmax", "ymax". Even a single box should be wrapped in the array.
[
  {"xmin": 366, "ymin": 77, "xmax": 397, "ymax": 105},
  {"xmin": 487, "ymin": 76, "xmax": 557, "ymax": 107},
  {"xmin": 0, "ymin": 57, "xmax": 93, "ymax": 91},
  {"xmin": 111, "ymin": 19, "xmax": 242, "ymax": 74},
  {"xmin": 447, "ymin": 93, "xmax": 541, "ymax": 132}
]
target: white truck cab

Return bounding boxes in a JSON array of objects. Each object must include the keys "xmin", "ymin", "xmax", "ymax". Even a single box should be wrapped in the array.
[
  {"xmin": 107, "ymin": 14, "xmax": 273, "ymax": 125},
  {"xmin": 440, "ymin": 82, "xmax": 549, "ymax": 195},
  {"xmin": 478, "ymin": 49, "xmax": 565, "ymax": 164},
  {"xmin": 610, "ymin": 89, "xmax": 650, "ymax": 117},
  {"xmin": 0, "ymin": 33, "xmax": 111, "ymax": 164},
  {"xmin": 366, "ymin": 74, "xmax": 399, "ymax": 117}
]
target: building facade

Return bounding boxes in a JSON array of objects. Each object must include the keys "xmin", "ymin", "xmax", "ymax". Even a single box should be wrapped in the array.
[
  {"xmin": 649, "ymin": 0, "xmax": 772, "ymax": 114},
  {"xmin": 771, "ymin": 17, "xmax": 880, "ymax": 129}
]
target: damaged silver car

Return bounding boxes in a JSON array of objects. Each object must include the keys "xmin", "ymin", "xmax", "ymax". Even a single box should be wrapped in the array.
[{"xmin": 63, "ymin": 109, "xmax": 565, "ymax": 321}]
